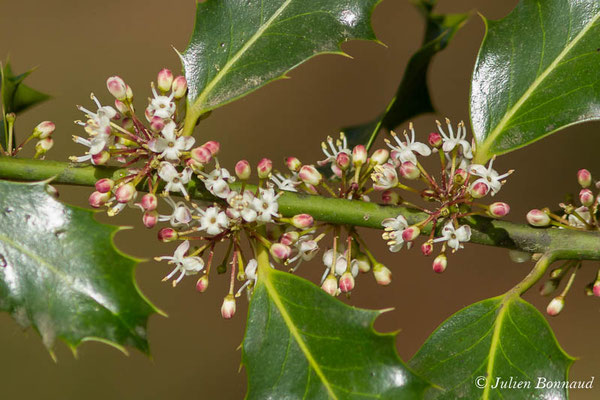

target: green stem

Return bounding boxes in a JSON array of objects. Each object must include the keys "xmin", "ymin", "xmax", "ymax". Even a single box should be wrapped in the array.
[{"xmin": 1, "ymin": 157, "xmax": 600, "ymax": 260}]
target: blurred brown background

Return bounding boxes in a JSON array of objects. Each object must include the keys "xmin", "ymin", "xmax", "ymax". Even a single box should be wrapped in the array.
[{"xmin": 1, "ymin": 0, "xmax": 599, "ymax": 399}]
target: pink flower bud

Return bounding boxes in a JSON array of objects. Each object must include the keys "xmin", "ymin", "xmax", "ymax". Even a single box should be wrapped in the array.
[
  {"xmin": 191, "ymin": 146, "xmax": 213, "ymax": 164},
  {"xmin": 35, "ymin": 137, "xmax": 53, "ymax": 153},
  {"xmin": 373, "ymin": 263, "xmax": 392, "ymax": 285},
  {"xmin": 321, "ymin": 275, "xmax": 338, "ymax": 296},
  {"xmin": 291, "ymin": 214, "xmax": 314, "ymax": 229},
  {"xmin": 421, "ymin": 242, "xmax": 433, "ymax": 256},
  {"xmin": 114, "ymin": 99, "xmax": 129, "ymax": 114},
  {"xmin": 453, "ymin": 169, "xmax": 468, "ymax": 185},
  {"xmin": 336, "ymin": 152, "xmax": 351, "ymax": 170},
  {"xmin": 355, "ymin": 253, "xmax": 370, "ymax": 273},
  {"xmin": 428, "ymin": 132, "xmax": 442, "ymax": 148},
  {"xmin": 402, "ymin": 226, "xmax": 420, "ymax": 242},
  {"xmin": 88, "ymin": 191, "xmax": 109, "ymax": 208},
  {"xmin": 577, "ymin": 169, "xmax": 592, "ymax": 188},
  {"xmin": 286, "ymin": 157, "xmax": 302, "ymax": 172},
  {"xmin": 526, "ymin": 209, "xmax": 551, "ymax": 226},
  {"xmin": 91, "ymin": 151, "xmax": 110, "ymax": 165},
  {"xmin": 235, "ymin": 159, "xmax": 251, "ymax": 180},
  {"xmin": 141, "ymin": 193, "xmax": 158, "ymax": 211},
  {"xmin": 158, "ymin": 227, "xmax": 178, "ymax": 242},
  {"xmin": 257, "ymin": 158, "xmax": 273, "ymax": 179},
  {"xmin": 593, "ymin": 281, "xmax": 600, "ymax": 297},
  {"xmin": 489, "ymin": 202, "xmax": 510, "ymax": 218},
  {"xmin": 352, "ymin": 145, "xmax": 367, "ymax": 166},
  {"xmin": 196, "ymin": 275, "xmax": 209, "ymax": 292},
  {"xmin": 95, "ymin": 178, "xmax": 114, "ymax": 193},
  {"xmin": 143, "ymin": 210, "xmax": 158, "ymax": 228},
  {"xmin": 432, "ymin": 254, "xmax": 447, "ymax": 273},
  {"xmin": 371, "ymin": 149, "xmax": 389, "ymax": 165},
  {"xmin": 221, "ymin": 294, "xmax": 236, "ymax": 319},
  {"xmin": 381, "ymin": 190, "xmax": 400, "ymax": 205},
  {"xmin": 539, "ymin": 279, "xmax": 558, "ymax": 296},
  {"xmin": 399, "ymin": 161, "xmax": 420, "ymax": 180},
  {"xmin": 33, "ymin": 121, "xmax": 55, "ymax": 139},
  {"xmin": 280, "ymin": 232, "xmax": 299, "ymax": 246},
  {"xmin": 299, "ymin": 165, "xmax": 322, "ymax": 186},
  {"xmin": 172, "ymin": 76, "xmax": 188, "ymax": 99},
  {"xmin": 579, "ymin": 189, "xmax": 594, "ymax": 207},
  {"xmin": 157, "ymin": 68, "xmax": 174, "ymax": 92},
  {"xmin": 115, "ymin": 183, "xmax": 136, "ymax": 203},
  {"xmin": 339, "ymin": 272, "xmax": 355, "ymax": 293},
  {"xmin": 546, "ymin": 296, "xmax": 564, "ymax": 316},
  {"xmin": 150, "ymin": 116, "xmax": 165, "ymax": 132},
  {"xmin": 270, "ymin": 243, "xmax": 291, "ymax": 262},
  {"xmin": 106, "ymin": 76, "xmax": 128, "ymax": 100},
  {"xmin": 203, "ymin": 141, "xmax": 220, "ymax": 156},
  {"xmin": 470, "ymin": 181, "xmax": 489, "ymax": 198}
]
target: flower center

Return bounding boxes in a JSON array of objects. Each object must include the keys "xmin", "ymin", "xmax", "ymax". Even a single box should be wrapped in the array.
[{"xmin": 168, "ymin": 141, "xmax": 175, "ymax": 147}]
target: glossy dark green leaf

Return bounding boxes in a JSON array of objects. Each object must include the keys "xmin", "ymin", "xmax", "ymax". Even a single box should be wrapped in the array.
[
  {"xmin": 471, "ymin": 0, "xmax": 600, "ymax": 163},
  {"xmin": 0, "ymin": 180, "xmax": 162, "ymax": 358},
  {"xmin": 242, "ymin": 266, "xmax": 430, "ymax": 399},
  {"xmin": 410, "ymin": 296, "xmax": 574, "ymax": 399},
  {"xmin": 1, "ymin": 61, "xmax": 51, "ymax": 150},
  {"xmin": 344, "ymin": 4, "xmax": 468, "ymax": 150},
  {"xmin": 181, "ymin": 0, "xmax": 380, "ymax": 131}
]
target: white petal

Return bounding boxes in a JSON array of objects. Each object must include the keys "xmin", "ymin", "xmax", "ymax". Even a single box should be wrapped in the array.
[
  {"xmin": 411, "ymin": 142, "xmax": 431, "ymax": 157},
  {"xmin": 469, "ymin": 164, "xmax": 488, "ymax": 177},
  {"xmin": 455, "ymin": 225, "xmax": 472, "ymax": 242},
  {"xmin": 159, "ymin": 162, "xmax": 178, "ymax": 181},
  {"xmin": 174, "ymin": 240, "xmax": 190, "ymax": 260}
]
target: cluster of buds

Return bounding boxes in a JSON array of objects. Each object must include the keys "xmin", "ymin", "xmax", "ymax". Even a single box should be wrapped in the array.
[
  {"xmin": 0, "ymin": 113, "xmax": 55, "ymax": 158},
  {"xmin": 529, "ymin": 169, "xmax": 600, "ymax": 316},
  {"xmin": 373, "ymin": 119, "xmax": 512, "ymax": 273}
]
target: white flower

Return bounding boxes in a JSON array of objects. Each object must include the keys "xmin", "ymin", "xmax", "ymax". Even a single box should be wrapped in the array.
[
  {"xmin": 227, "ymin": 190, "xmax": 258, "ymax": 222},
  {"xmin": 437, "ymin": 119, "xmax": 473, "ymax": 159},
  {"xmin": 386, "ymin": 123, "xmax": 431, "ymax": 164},
  {"xmin": 158, "ymin": 162, "xmax": 193, "ymax": 198},
  {"xmin": 288, "ymin": 235, "xmax": 319, "ymax": 271},
  {"xmin": 158, "ymin": 196, "xmax": 192, "ymax": 227},
  {"xmin": 371, "ymin": 163, "xmax": 398, "ymax": 191},
  {"xmin": 158, "ymin": 240, "xmax": 205, "ymax": 286},
  {"xmin": 433, "ymin": 222, "xmax": 471, "ymax": 251},
  {"xmin": 200, "ymin": 168, "xmax": 233, "ymax": 199},
  {"xmin": 198, "ymin": 206, "xmax": 229, "ymax": 235},
  {"xmin": 318, "ymin": 132, "xmax": 350, "ymax": 166},
  {"xmin": 270, "ymin": 172, "xmax": 299, "ymax": 192},
  {"xmin": 381, "ymin": 215, "xmax": 409, "ymax": 252},
  {"xmin": 148, "ymin": 121, "xmax": 194, "ymax": 161},
  {"xmin": 469, "ymin": 157, "xmax": 512, "ymax": 196},
  {"xmin": 77, "ymin": 93, "xmax": 117, "ymax": 136},
  {"xmin": 236, "ymin": 259, "xmax": 258, "ymax": 296},
  {"xmin": 567, "ymin": 206, "xmax": 591, "ymax": 228},
  {"xmin": 252, "ymin": 188, "xmax": 281, "ymax": 223},
  {"xmin": 148, "ymin": 86, "xmax": 176, "ymax": 119}
]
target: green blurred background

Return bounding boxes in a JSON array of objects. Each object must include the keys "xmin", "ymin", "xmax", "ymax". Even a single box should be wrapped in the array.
[{"xmin": 1, "ymin": 0, "xmax": 599, "ymax": 399}]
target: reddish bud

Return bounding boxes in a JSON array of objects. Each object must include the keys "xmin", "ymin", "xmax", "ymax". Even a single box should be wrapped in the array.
[
  {"xmin": 203, "ymin": 141, "xmax": 220, "ymax": 156},
  {"xmin": 428, "ymin": 132, "xmax": 442, "ymax": 148},
  {"xmin": 143, "ymin": 210, "xmax": 158, "ymax": 228},
  {"xmin": 291, "ymin": 214, "xmax": 314, "ymax": 229},
  {"xmin": 577, "ymin": 169, "xmax": 592, "ymax": 188},
  {"xmin": 235, "ymin": 159, "xmax": 251, "ymax": 180},
  {"xmin": 526, "ymin": 209, "xmax": 551, "ymax": 226},
  {"xmin": 339, "ymin": 272, "xmax": 355, "ymax": 293},
  {"xmin": 221, "ymin": 294, "xmax": 236, "ymax": 319},
  {"xmin": 579, "ymin": 189, "xmax": 594, "ymax": 207},
  {"xmin": 280, "ymin": 231, "xmax": 299, "ymax": 246},
  {"xmin": 34, "ymin": 138, "xmax": 53, "ymax": 157},
  {"xmin": 141, "ymin": 193, "xmax": 158, "ymax": 211},
  {"xmin": 157, "ymin": 68, "xmax": 174, "ymax": 92},
  {"xmin": 92, "ymin": 151, "xmax": 110, "ymax": 165},
  {"xmin": 421, "ymin": 242, "xmax": 433, "ymax": 256},
  {"xmin": 106, "ymin": 76, "xmax": 128, "ymax": 100},
  {"xmin": 352, "ymin": 145, "xmax": 367, "ymax": 166},
  {"xmin": 33, "ymin": 121, "xmax": 55, "ymax": 139},
  {"xmin": 470, "ymin": 181, "xmax": 490, "ymax": 198},
  {"xmin": 399, "ymin": 161, "xmax": 420, "ymax": 180},
  {"xmin": 285, "ymin": 157, "xmax": 302, "ymax": 172},
  {"xmin": 172, "ymin": 76, "xmax": 188, "ymax": 99},
  {"xmin": 150, "ymin": 116, "xmax": 165, "ymax": 132},
  {"xmin": 371, "ymin": 149, "xmax": 389, "ymax": 165},
  {"xmin": 257, "ymin": 158, "xmax": 273, "ymax": 179},
  {"xmin": 95, "ymin": 178, "xmax": 114, "ymax": 193},
  {"xmin": 593, "ymin": 280, "xmax": 600, "ymax": 297},
  {"xmin": 336, "ymin": 152, "xmax": 351, "ymax": 170},
  {"xmin": 488, "ymin": 202, "xmax": 510, "ymax": 218},
  {"xmin": 196, "ymin": 275, "xmax": 209, "ymax": 292},
  {"xmin": 381, "ymin": 190, "xmax": 400, "ymax": 205},
  {"xmin": 432, "ymin": 254, "xmax": 447, "ymax": 273},
  {"xmin": 546, "ymin": 296, "xmax": 564, "ymax": 316},
  {"xmin": 355, "ymin": 253, "xmax": 371, "ymax": 273},
  {"xmin": 270, "ymin": 243, "xmax": 291, "ymax": 262},
  {"xmin": 88, "ymin": 191, "xmax": 110, "ymax": 208},
  {"xmin": 158, "ymin": 227, "xmax": 178, "ymax": 242},
  {"xmin": 402, "ymin": 226, "xmax": 420, "ymax": 242},
  {"xmin": 321, "ymin": 275, "xmax": 338, "ymax": 296},
  {"xmin": 191, "ymin": 146, "xmax": 213, "ymax": 164},
  {"xmin": 299, "ymin": 165, "xmax": 322, "ymax": 186},
  {"xmin": 373, "ymin": 263, "xmax": 392, "ymax": 285},
  {"xmin": 115, "ymin": 183, "xmax": 136, "ymax": 203},
  {"xmin": 114, "ymin": 99, "xmax": 129, "ymax": 114}
]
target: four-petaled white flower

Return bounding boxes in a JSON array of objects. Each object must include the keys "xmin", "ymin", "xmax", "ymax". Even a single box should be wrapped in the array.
[
  {"xmin": 236, "ymin": 259, "xmax": 258, "ymax": 296},
  {"xmin": 200, "ymin": 168, "xmax": 233, "ymax": 199},
  {"xmin": 469, "ymin": 157, "xmax": 512, "ymax": 196},
  {"xmin": 318, "ymin": 132, "xmax": 350, "ymax": 166},
  {"xmin": 158, "ymin": 240, "xmax": 205, "ymax": 286},
  {"xmin": 433, "ymin": 222, "xmax": 472, "ymax": 251},
  {"xmin": 252, "ymin": 188, "xmax": 281, "ymax": 223},
  {"xmin": 437, "ymin": 119, "xmax": 473, "ymax": 159},
  {"xmin": 148, "ymin": 121, "xmax": 194, "ymax": 161},
  {"xmin": 386, "ymin": 123, "xmax": 431, "ymax": 164},
  {"xmin": 371, "ymin": 163, "xmax": 399, "ymax": 191},
  {"xmin": 158, "ymin": 196, "xmax": 192, "ymax": 227},
  {"xmin": 148, "ymin": 86, "xmax": 176, "ymax": 119},
  {"xmin": 78, "ymin": 93, "xmax": 117, "ymax": 136},
  {"xmin": 270, "ymin": 172, "xmax": 299, "ymax": 192},
  {"xmin": 198, "ymin": 206, "xmax": 230, "ymax": 236},
  {"xmin": 289, "ymin": 235, "xmax": 319, "ymax": 271},
  {"xmin": 567, "ymin": 206, "xmax": 591, "ymax": 229},
  {"xmin": 226, "ymin": 190, "xmax": 258, "ymax": 222},
  {"xmin": 381, "ymin": 215, "xmax": 409, "ymax": 252},
  {"xmin": 158, "ymin": 162, "xmax": 193, "ymax": 199}
]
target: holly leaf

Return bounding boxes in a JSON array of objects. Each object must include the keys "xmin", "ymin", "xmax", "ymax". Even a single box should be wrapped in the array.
[
  {"xmin": 242, "ymin": 266, "xmax": 431, "ymax": 399},
  {"xmin": 0, "ymin": 180, "xmax": 162, "ymax": 358},
  {"xmin": 471, "ymin": 0, "xmax": 600, "ymax": 163},
  {"xmin": 181, "ymin": 0, "xmax": 381, "ymax": 130},
  {"xmin": 410, "ymin": 296, "xmax": 574, "ymax": 399},
  {"xmin": 344, "ymin": 3, "xmax": 468, "ymax": 150}
]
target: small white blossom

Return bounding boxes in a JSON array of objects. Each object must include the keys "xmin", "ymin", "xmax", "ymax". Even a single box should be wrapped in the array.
[
  {"xmin": 318, "ymin": 132, "xmax": 350, "ymax": 166},
  {"xmin": 371, "ymin": 163, "xmax": 399, "ymax": 191},
  {"xmin": 227, "ymin": 190, "xmax": 258, "ymax": 222},
  {"xmin": 469, "ymin": 157, "xmax": 512, "ymax": 196},
  {"xmin": 77, "ymin": 94, "xmax": 117, "ymax": 136},
  {"xmin": 437, "ymin": 119, "xmax": 473, "ymax": 159},
  {"xmin": 200, "ymin": 168, "xmax": 233, "ymax": 199},
  {"xmin": 567, "ymin": 206, "xmax": 591, "ymax": 228},
  {"xmin": 158, "ymin": 240, "xmax": 205, "ymax": 286},
  {"xmin": 148, "ymin": 86, "xmax": 176, "ymax": 119},
  {"xmin": 433, "ymin": 222, "xmax": 472, "ymax": 251},
  {"xmin": 386, "ymin": 123, "xmax": 431, "ymax": 164},
  {"xmin": 158, "ymin": 162, "xmax": 193, "ymax": 198},
  {"xmin": 270, "ymin": 172, "xmax": 299, "ymax": 192},
  {"xmin": 381, "ymin": 215, "xmax": 409, "ymax": 252},
  {"xmin": 198, "ymin": 206, "xmax": 229, "ymax": 235},
  {"xmin": 158, "ymin": 196, "xmax": 192, "ymax": 227},
  {"xmin": 251, "ymin": 187, "xmax": 281, "ymax": 223},
  {"xmin": 148, "ymin": 121, "xmax": 194, "ymax": 161},
  {"xmin": 236, "ymin": 259, "xmax": 258, "ymax": 296},
  {"xmin": 289, "ymin": 235, "xmax": 319, "ymax": 271}
]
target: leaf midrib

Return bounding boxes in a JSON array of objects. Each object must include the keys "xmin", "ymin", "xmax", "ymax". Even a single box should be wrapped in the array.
[
  {"xmin": 477, "ymin": 9, "xmax": 600, "ymax": 161},
  {"xmin": 190, "ymin": 0, "xmax": 293, "ymax": 114},
  {"xmin": 481, "ymin": 296, "xmax": 511, "ymax": 399}
]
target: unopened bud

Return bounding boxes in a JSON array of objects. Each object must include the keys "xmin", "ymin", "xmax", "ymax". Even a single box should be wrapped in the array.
[
  {"xmin": 321, "ymin": 274, "xmax": 338, "ymax": 296},
  {"xmin": 270, "ymin": 243, "xmax": 291, "ymax": 262},
  {"xmin": 421, "ymin": 242, "xmax": 433, "ymax": 256},
  {"xmin": 115, "ymin": 183, "xmax": 136, "ymax": 203},
  {"xmin": 143, "ymin": 210, "xmax": 158, "ymax": 228},
  {"xmin": 546, "ymin": 296, "xmax": 564, "ymax": 316},
  {"xmin": 339, "ymin": 272, "xmax": 355, "ymax": 293},
  {"xmin": 336, "ymin": 152, "xmax": 351, "ymax": 170},
  {"xmin": 526, "ymin": 209, "xmax": 551, "ymax": 226},
  {"xmin": 399, "ymin": 161, "xmax": 420, "ymax": 180},
  {"xmin": 141, "ymin": 193, "xmax": 158, "ymax": 211},
  {"xmin": 34, "ymin": 138, "xmax": 53, "ymax": 157},
  {"xmin": 150, "ymin": 116, "xmax": 165, "ymax": 132},
  {"xmin": 402, "ymin": 226, "xmax": 420, "ymax": 242},
  {"xmin": 352, "ymin": 145, "xmax": 367, "ymax": 166},
  {"xmin": 125, "ymin": 84, "xmax": 133, "ymax": 101},
  {"xmin": 577, "ymin": 169, "xmax": 592, "ymax": 188},
  {"xmin": 203, "ymin": 141, "xmax": 220, "ymax": 156},
  {"xmin": 373, "ymin": 263, "xmax": 392, "ymax": 285},
  {"xmin": 235, "ymin": 159, "xmax": 251, "ymax": 180},
  {"xmin": 291, "ymin": 214, "xmax": 314, "ymax": 229},
  {"xmin": 191, "ymin": 146, "xmax": 213, "ymax": 164},
  {"xmin": 280, "ymin": 231, "xmax": 299, "ymax": 246},
  {"xmin": 593, "ymin": 280, "xmax": 600, "ymax": 297},
  {"xmin": 355, "ymin": 253, "xmax": 370, "ymax": 273},
  {"xmin": 579, "ymin": 189, "xmax": 594, "ymax": 207},
  {"xmin": 32, "ymin": 121, "xmax": 55, "ymax": 139},
  {"xmin": 88, "ymin": 191, "xmax": 110, "ymax": 208},
  {"xmin": 92, "ymin": 151, "xmax": 110, "ymax": 165},
  {"xmin": 157, "ymin": 68, "xmax": 174, "ymax": 92},
  {"xmin": 299, "ymin": 165, "xmax": 322, "ymax": 186},
  {"xmin": 172, "ymin": 76, "xmax": 188, "ymax": 99},
  {"xmin": 221, "ymin": 294, "xmax": 236, "ymax": 319},
  {"xmin": 432, "ymin": 254, "xmax": 447, "ymax": 274},
  {"xmin": 428, "ymin": 132, "xmax": 442, "ymax": 148},
  {"xmin": 158, "ymin": 227, "xmax": 178, "ymax": 242},
  {"xmin": 381, "ymin": 190, "xmax": 400, "ymax": 205},
  {"xmin": 539, "ymin": 279, "xmax": 558, "ymax": 296},
  {"xmin": 488, "ymin": 202, "xmax": 510, "ymax": 218},
  {"xmin": 470, "ymin": 181, "xmax": 489, "ymax": 198},
  {"xmin": 114, "ymin": 99, "xmax": 129, "ymax": 114},
  {"xmin": 257, "ymin": 158, "xmax": 273, "ymax": 179},
  {"xmin": 453, "ymin": 169, "xmax": 468, "ymax": 185},
  {"xmin": 196, "ymin": 275, "xmax": 209, "ymax": 292},
  {"xmin": 95, "ymin": 178, "xmax": 114, "ymax": 193},
  {"xmin": 285, "ymin": 157, "xmax": 302, "ymax": 172},
  {"xmin": 371, "ymin": 149, "xmax": 389, "ymax": 165},
  {"xmin": 106, "ymin": 76, "xmax": 128, "ymax": 100}
]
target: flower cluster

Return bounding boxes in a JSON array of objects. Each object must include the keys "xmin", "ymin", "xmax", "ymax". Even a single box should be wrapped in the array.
[
  {"xmin": 527, "ymin": 169, "xmax": 600, "ymax": 316},
  {"xmin": 0, "ymin": 113, "xmax": 55, "ymax": 158}
]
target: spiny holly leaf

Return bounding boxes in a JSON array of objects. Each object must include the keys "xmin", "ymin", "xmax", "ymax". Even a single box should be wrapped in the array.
[
  {"xmin": 344, "ymin": 2, "xmax": 468, "ymax": 151},
  {"xmin": 410, "ymin": 296, "xmax": 574, "ymax": 399},
  {"xmin": 0, "ymin": 180, "xmax": 162, "ymax": 358},
  {"xmin": 242, "ymin": 266, "xmax": 431, "ymax": 399},
  {"xmin": 471, "ymin": 0, "xmax": 600, "ymax": 163},
  {"xmin": 1, "ymin": 61, "xmax": 51, "ymax": 150},
  {"xmin": 181, "ymin": 0, "xmax": 381, "ymax": 131}
]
